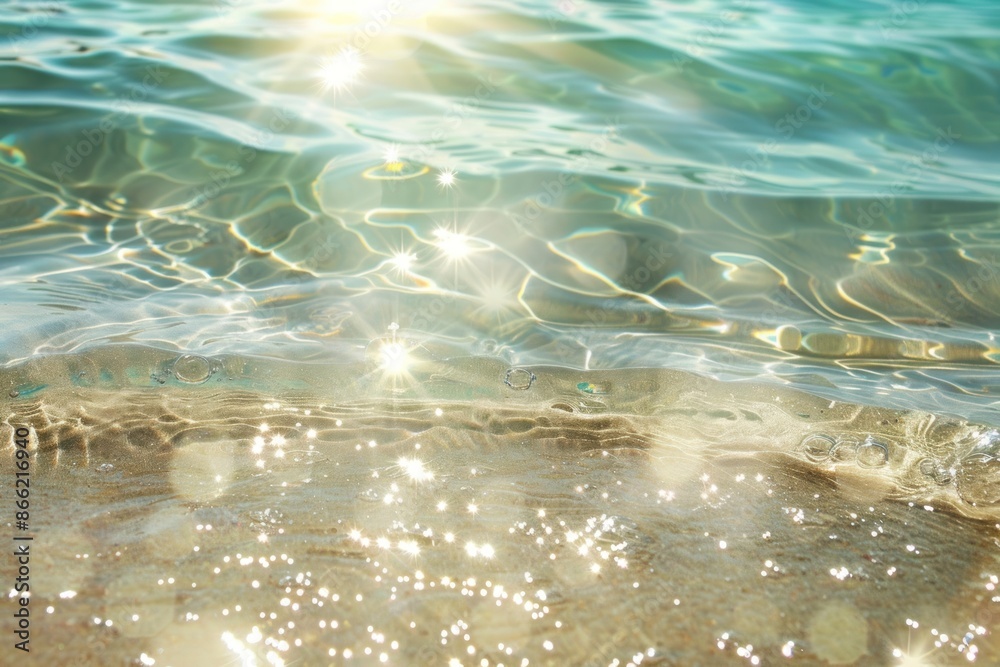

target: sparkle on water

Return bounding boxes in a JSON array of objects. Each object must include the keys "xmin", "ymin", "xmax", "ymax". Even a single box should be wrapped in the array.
[
  {"xmin": 2, "ymin": 0, "xmax": 1000, "ymax": 664},
  {"xmin": 317, "ymin": 46, "xmax": 364, "ymax": 93}
]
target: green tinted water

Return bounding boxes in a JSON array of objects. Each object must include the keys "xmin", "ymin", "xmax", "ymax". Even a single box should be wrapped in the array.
[{"xmin": 2, "ymin": 0, "xmax": 1000, "ymax": 664}]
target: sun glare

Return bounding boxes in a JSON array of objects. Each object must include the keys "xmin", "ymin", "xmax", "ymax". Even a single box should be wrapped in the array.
[
  {"xmin": 378, "ymin": 340, "xmax": 410, "ymax": 375},
  {"xmin": 389, "ymin": 251, "xmax": 417, "ymax": 274},
  {"xmin": 398, "ymin": 457, "xmax": 434, "ymax": 482},
  {"xmin": 433, "ymin": 228, "xmax": 472, "ymax": 260},
  {"xmin": 318, "ymin": 47, "xmax": 364, "ymax": 93},
  {"xmin": 437, "ymin": 168, "xmax": 457, "ymax": 188}
]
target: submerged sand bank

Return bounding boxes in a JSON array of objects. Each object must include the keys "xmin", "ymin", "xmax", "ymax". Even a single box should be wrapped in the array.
[{"xmin": 1, "ymin": 348, "xmax": 999, "ymax": 665}]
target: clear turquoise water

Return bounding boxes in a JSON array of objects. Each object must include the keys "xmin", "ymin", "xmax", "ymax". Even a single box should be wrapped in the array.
[
  {"xmin": 2, "ymin": 0, "xmax": 1000, "ymax": 665},
  {"xmin": 2, "ymin": 0, "xmax": 1000, "ymax": 420}
]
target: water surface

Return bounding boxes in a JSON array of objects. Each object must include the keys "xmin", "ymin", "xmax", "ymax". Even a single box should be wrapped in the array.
[{"xmin": 2, "ymin": 0, "xmax": 1000, "ymax": 664}]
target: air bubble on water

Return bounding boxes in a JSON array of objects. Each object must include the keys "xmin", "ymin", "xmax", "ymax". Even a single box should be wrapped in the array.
[
  {"xmin": 172, "ymin": 354, "xmax": 213, "ymax": 384},
  {"xmin": 830, "ymin": 438, "xmax": 857, "ymax": 463},
  {"xmin": 856, "ymin": 436, "xmax": 889, "ymax": 468},
  {"xmin": 801, "ymin": 434, "xmax": 836, "ymax": 462},
  {"xmin": 504, "ymin": 368, "xmax": 535, "ymax": 390},
  {"xmin": 957, "ymin": 454, "xmax": 1000, "ymax": 506},
  {"xmin": 919, "ymin": 458, "xmax": 954, "ymax": 485}
]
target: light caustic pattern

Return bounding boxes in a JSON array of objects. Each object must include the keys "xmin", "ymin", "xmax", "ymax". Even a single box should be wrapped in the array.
[{"xmin": 2, "ymin": 0, "xmax": 1000, "ymax": 666}]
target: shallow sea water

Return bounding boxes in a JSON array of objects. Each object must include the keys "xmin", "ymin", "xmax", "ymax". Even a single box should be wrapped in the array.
[{"xmin": 2, "ymin": 0, "xmax": 1000, "ymax": 665}]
